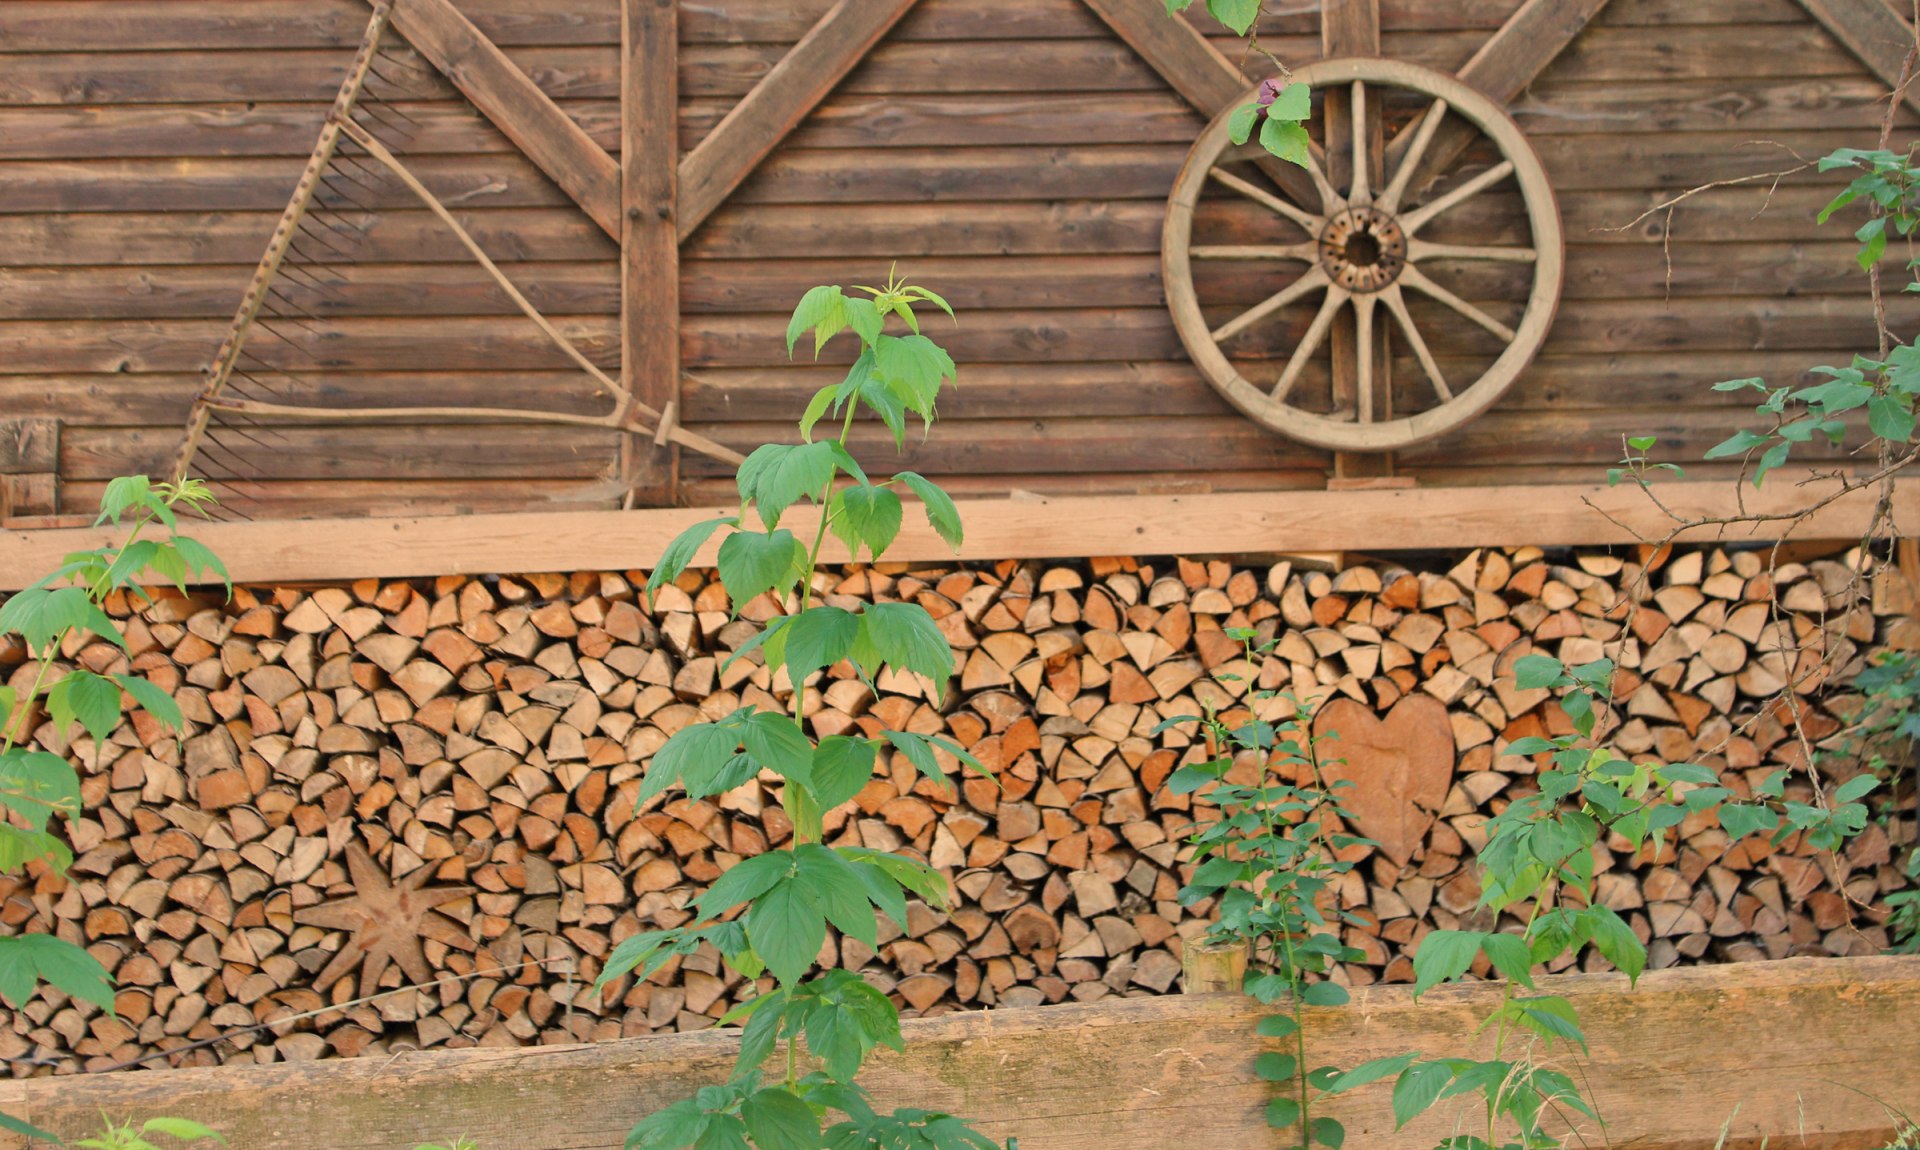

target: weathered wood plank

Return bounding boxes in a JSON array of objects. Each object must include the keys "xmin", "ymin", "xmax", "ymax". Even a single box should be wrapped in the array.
[
  {"xmin": 1795, "ymin": 0, "xmax": 1920, "ymax": 120},
  {"xmin": 676, "ymin": 0, "xmax": 920, "ymax": 239},
  {"xmin": 7, "ymin": 456, "xmax": 1919, "ymax": 584},
  {"xmin": 379, "ymin": 0, "xmax": 621, "ymax": 237},
  {"xmin": 622, "ymin": 0, "xmax": 678, "ymax": 505},
  {"xmin": 63, "ymin": 423, "xmax": 619, "ymax": 482},
  {"xmin": 0, "ymin": 419, "xmax": 58, "ymax": 474}
]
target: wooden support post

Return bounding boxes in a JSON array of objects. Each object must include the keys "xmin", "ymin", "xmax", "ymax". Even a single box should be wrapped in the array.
[
  {"xmin": 1322, "ymin": 0, "xmax": 1394, "ymax": 482},
  {"xmin": 1181, "ymin": 939, "xmax": 1249, "ymax": 994},
  {"xmin": 622, "ymin": 0, "xmax": 680, "ymax": 507}
]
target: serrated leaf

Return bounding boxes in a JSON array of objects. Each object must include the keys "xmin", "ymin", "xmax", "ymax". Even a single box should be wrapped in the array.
[
  {"xmin": 1512, "ymin": 654, "xmax": 1565, "ymax": 690},
  {"xmin": 49, "ymin": 669, "xmax": 123, "ymax": 745},
  {"xmin": 780, "ymin": 607, "xmax": 861, "ymax": 690},
  {"xmin": 113, "ymin": 672, "xmax": 183, "ymax": 730},
  {"xmin": 0, "ymin": 932, "xmax": 114, "ymax": 1010},
  {"xmin": 1479, "ymin": 932, "xmax": 1535, "ymax": 988},
  {"xmin": 1412, "ymin": 930, "xmax": 1484, "ymax": 998},
  {"xmin": 1580, "ymin": 903, "xmax": 1646, "ymax": 984},
  {"xmin": 811, "ymin": 737, "xmax": 878, "ymax": 811},
  {"xmin": 0, "ymin": 749, "xmax": 83, "ymax": 831},
  {"xmin": 895, "ymin": 472, "xmax": 963, "ymax": 550},
  {"xmin": 786, "ymin": 285, "xmax": 849, "ymax": 357},
  {"xmin": 793, "ymin": 844, "xmax": 878, "ymax": 948},
  {"xmin": 1393, "ymin": 1062, "xmax": 1455, "ymax": 1129},
  {"xmin": 1325, "ymin": 1052, "xmax": 1415, "ymax": 1094},
  {"xmin": 799, "ymin": 385, "xmax": 839, "ymax": 442},
  {"xmin": 716, "ymin": 529, "xmax": 807, "ymax": 607},
  {"xmin": 883, "ymin": 729, "xmax": 949, "ymax": 791},
  {"xmin": 643, "ymin": 720, "xmax": 744, "ymax": 802},
  {"xmin": 646, "ymin": 517, "xmax": 734, "ymax": 603},
  {"xmin": 852, "ymin": 602, "xmax": 955, "ymax": 700},
  {"xmin": 743, "ymin": 712, "xmax": 814, "ymax": 787},
  {"xmin": 830, "ymin": 484, "xmax": 904, "ymax": 561},
  {"xmin": 737, "ymin": 442, "xmax": 837, "ymax": 530},
  {"xmin": 748, "ymin": 877, "xmax": 827, "ymax": 986}
]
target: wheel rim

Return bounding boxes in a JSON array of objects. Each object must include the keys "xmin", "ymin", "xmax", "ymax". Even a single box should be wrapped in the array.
[{"xmin": 1163, "ymin": 58, "xmax": 1564, "ymax": 454}]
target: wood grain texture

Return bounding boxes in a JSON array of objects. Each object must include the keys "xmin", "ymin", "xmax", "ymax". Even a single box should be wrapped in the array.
[
  {"xmin": 622, "ymin": 0, "xmax": 679, "ymax": 504},
  {"xmin": 1796, "ymin": 0, "xmax": 1920, "ymax": 119},
  {"xmin": 5, "ymin": 476, "xmax": 1916, "ymax": 588},
  {"xmin": 2, "ymin": 957, "xmax": 1914, "ymax": 1150},
  {"xmin": 675, "ymin": 0, "xmax": 921, "ymax": 239},
  {"xmin": 377, "ymin": 0, "xmax": 622, "ymax": 237}
]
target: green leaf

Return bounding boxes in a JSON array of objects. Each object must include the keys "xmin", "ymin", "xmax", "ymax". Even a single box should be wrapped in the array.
[
  {"xmin": 96, "ymin": 474, "xmax": 152, "ymax": 526},
  {"xmin": 830, "ymin": 484, "xmax": 904, "ymax": 561},
  {"xmin": 1256, "ymin": 1012, "xmax": 1300, "ymax": 1039},
  {"xmin": 811, "ymin": 737, "xmax": 879, "ymax": 811},
  {"xmin": 1511, "ymin": 995, "xmax": 1587, "ymax": 1051},
  {"xmin": 786, "ymin": 285, "xmax": 849, "ymax": 357},
  {"xmin": 1753, "ymin": 440, "xmax": 1791, "ymax": 486},
  {"xmin": 852, "ymin": 602, "xmax": 955, "ymax": 700},
  {"xmin": 1265, "ymin": 1096, "xmax": 1301, "ymax": 1130},
  {"xmin": 1579, "ymin": 904, "xmax": 1646, "ymax": 985},
  {"xmin": 1719, "ymin": 802, "xmax": 1780, "ymax": 842},
  {"xmin": 0, "ymin": 932, "xmax": 114, "ymax": 1010},
  {"xmin": 1626, "ymin": 435, "xmax": 1657, "ymax": 451},
  {"xmin": 1309, "ymin": 1116, "xmax": 1345, "ymax": 1150},
  {"xmin": 644, "ymin": 718, "xmax": 746, "ymax": 802},
  {"xmin": 0, "ymin": 1110, "xmax": 62, "ymax": 1145},
  {"xmin": 1268, "ymin": 81, "xmax": 1311, "ymax": 121},
  {"xmin": 736, "ymin": 441, "xmax": 837, "ymax": 530},
  {"xmin": 743, "ymin": 712, "xmax": 814, "ymax": 787},
  {"xmin": 872, "ymin": 335, "xmax": 957, "ymax": 426},
  {"xmin": 844, "ymin": 296, "xmax": 885, "ymax": 348},
  {"xmin": 627, "ymin": 1097, "xmax": 711, "ymax": 1150},
  {"xmin": 781, "ymin": 606, "xmax": 861, "ymax": 691},
  {"xmin": 1869, "ymin": 394, "xmax": 1915, "ymax": 442},
  {"xmin": 113, "ymin": 672, "xmax": 183, "ymax": 730},
  {"xmin": 700, "ymin": 852, "xmax": 792, "ymax": 918},
  {"xmin": 171, "ymin": 534, "xmax": 230, "ymax": 594},
  {"xmin": 48, "ymin": 669, "xmax": 123, "ymax": 745},
  {"xmin": 1325, "ymin": 1052, "xmax": 1416, "ymax": 1094},
  {"xmin": 884, "ymin": 729, "xmax": 951, "ymax": 791},
  {"xmin": 1412, "ymin": 930, "xmax": 1484, "ymax": 998},
  {"xmin": 1835, "ymin": 774, "xmax": 1880, "ymax": 803},
  {"xmin": 895, "ymin": 472, "xmax": 963, "ymax": 550},
  {"xmin": 1512, "ymin": 654, "xmax": 1565, "ymax": 690},
  {"xmin": 799, "ymin": 385, "xmax": 839, "ymax": 442},
  {"xmin": 646, "ymin": 517, "xmax": 734, "ymax": 604},
  {"xmin": 793, "ymin": 844, "xmax": 878, "ymax": 947},
  {"xmin": 1260, "ymin": 117, "xmax": 1311, "ymax": 167},
  {"xmin": 0, "ymin": 749, "xmax": 84, "ymax": 831},
  {"xmin": 1227, "ymin": 102, "xmax": 1260, "ymax": 146},
  {"xmin": 140, "ymin": 1117, "xmax": 226, "ymax": 1144},
  {"xmin": 716, "ymin": 529, "xmax": 807, "ymax": 607},
  {"xmin": 1301, "ymin": 981, "xmax": 1349, "ymax": 1006},
  {"xmin": 1254, "ymin": 1051, "xmax": 1298, "ymax": 1082},
  {"xmin": 1479, "ymin": 932, "xmax": 1535, "ymax": 988},
  {"xmin": 1704, "ymin": 428, "xmax": 1770, "ymax": 460},
  {"xmin": 1206, "ymin": 0, "xmax": 1260, "ymax": 34},
  {"xmin": 748, "ymin": 877, "xmax": 827, "ymax": 986},
  {"xmin": 1393, "ymin": 1062, "xmax": 1455, "ymax": 1129}
]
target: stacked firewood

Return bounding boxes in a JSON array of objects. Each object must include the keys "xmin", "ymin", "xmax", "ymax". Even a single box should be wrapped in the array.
[{"xmin": 1, "ymin": 546, "xmax": 1912, "ymax": 1074}]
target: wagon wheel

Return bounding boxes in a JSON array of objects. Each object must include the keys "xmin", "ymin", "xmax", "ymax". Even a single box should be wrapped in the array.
[{"xmin": 1163, "ymin": 58, "xmax": 1563, "ymax": 454}]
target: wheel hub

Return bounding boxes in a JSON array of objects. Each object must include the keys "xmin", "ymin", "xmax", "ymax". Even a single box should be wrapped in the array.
[{"xmin": 1319, "ymin": 207, "xmax": 1406, "ymax": 293}]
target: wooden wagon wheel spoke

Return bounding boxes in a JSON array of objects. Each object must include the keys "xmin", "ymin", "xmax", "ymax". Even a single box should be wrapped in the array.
[
  {"xmin": 1192, "ymin": 243, "xmax": 1320, "ymax": 261},
  {"xmin": 1352, "ymin": 292, "xmax": 1378, "ymax": 422},
  {"xmin": 1348, "ymin": 80, "xmax": 1373, "ymax": 206},
  {"xmin": 1274, "ymin": 285, "xmax": 1350, "ymax": 401},
  {"xmin": 1398, "ymin": 159, "xmax": 1516, "ymax": 235},
  {"xmin": 1208, "ymin": 168, "xmax": 1322, "ymax": 233},
  {"xmin": 1381, "ymin": 283, "xmax": 1452, "ymax": 402},
  {"xmin": 1213, "ymin": 265, "xmax": 1330, "ymax": 343},
  {"xmin": 1163, "ymin": 58, "xmax": 1562, "ymax": 454},
  {"xmin": 1407, "ymin": 240, "xmax": 1538, "ymax": 263},
  {"xmin": 1399, "ymin": 264, "xmax": 1516, "ymax": 342},
  {"xmin": 1377, "ymin": 98, "xmax": 1448, "ymax": 216}
]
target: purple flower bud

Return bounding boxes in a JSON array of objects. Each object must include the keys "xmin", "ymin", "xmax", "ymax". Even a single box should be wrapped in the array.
[{"xmin": 1257, "ymin": 77, "xmax": 1285, "ymax": 107}]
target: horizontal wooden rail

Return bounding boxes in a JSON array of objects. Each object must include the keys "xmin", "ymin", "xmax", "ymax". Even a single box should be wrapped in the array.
[
  {"xmin": 2, "ymin": 478, "xmax": 1914, "ymax": 590},
  {"xmin": 3, "ymin": 956, "xmax": 1914, "ymax": 1149}
]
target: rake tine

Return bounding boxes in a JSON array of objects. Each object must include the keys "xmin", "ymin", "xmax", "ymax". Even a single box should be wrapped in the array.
[
  {"xmin": 252, "ymin": 317, "xmax": 317, "ymax": 358},
  {"xmin": 295, "ymin": 220, "xmax": 355, "ymax": 260},
  {"xmin": 231, "ymin": 368, "xmax": 291, "ymax": 401},
  {"xmin": 318, "ymin": 172, "xmax": 382, "ymax": 216},
  {"xmin": 267, "ymin": 286, "xmax": 333, "ymax": 326}
]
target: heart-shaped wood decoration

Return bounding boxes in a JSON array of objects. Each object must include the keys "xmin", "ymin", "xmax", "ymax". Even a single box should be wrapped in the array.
[{"xmin": 1312, "ymin": 694, "xmax": 1456, "ymax": 867}]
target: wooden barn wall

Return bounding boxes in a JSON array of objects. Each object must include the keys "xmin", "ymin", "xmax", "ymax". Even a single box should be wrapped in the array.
[{"xmin": 0, "ymin": 0, "xmax": 1915, "ymax": 520}]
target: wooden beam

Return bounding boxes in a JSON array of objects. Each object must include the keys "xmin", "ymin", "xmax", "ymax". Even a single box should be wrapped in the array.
[
  {"xmin": 378, "ymin": 0, "xmax": 621, "ymax": 239},
  {"xmin": 622, "ymin": 0, "xmax": 680, "ymax": 505},
  {"xmin": 676, "ymin": 0, "xmax": 920, "ymax": 240},
  {"xmin": 1321, "ymin": 0, "xmax": 1394, "ymax": 481},
  {"xmin": 1798, "ymin": 0, "xmax": 1920, "ymax": 119},
  {"xmin": 3, "ymin": 957, "xmax": 1915, "ymax": 1150},
  {"xmin": 1080, "ymin": 0, "xmax": 1325, "ymax": 257},
  {"xmin": 4, "ymin": 476, "xmax": 1914, "ymax": 590},
  {"xmin": 1385, "ymin": 0, "xmax": 1612, "ymax": 191}
]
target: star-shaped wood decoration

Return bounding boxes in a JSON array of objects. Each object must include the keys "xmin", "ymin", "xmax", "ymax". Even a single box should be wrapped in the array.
[{"xmin": 295, "ymin": 843, "xmax": 476, "ymax": 997}]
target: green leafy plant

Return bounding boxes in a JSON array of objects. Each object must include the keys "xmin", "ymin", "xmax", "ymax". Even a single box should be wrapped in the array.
[
  {"xmin": 1164, "ymin": 1, "xmax": 1311, "ymax": 167},
  {"xmin": 412, "ymin": 1139, "xmax": 481, "ymax": 1150},
  {"xmin": 72, "ymin": 1117, "xmax": 225, "ymax": 1150},
  {"xmin": 0, "ymin": 476, "xmax": 228, "ymax": 1143},
  {"xmin": 1161, "ymin": 631, "xmax": 1376, "ymax": 1149},
  {"xmin": 593, "ymin": 274, "xmax": 1000, "ymax": 1150}
]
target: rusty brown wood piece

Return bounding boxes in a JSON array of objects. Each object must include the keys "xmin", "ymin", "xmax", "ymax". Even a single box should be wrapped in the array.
[
  {"xmin": 172, "ymin": 3, "xmax": 393, "ymax": 485},
  {"xmin": 623, "ymin": 0, "xmax": 681, "ymax": 507}
]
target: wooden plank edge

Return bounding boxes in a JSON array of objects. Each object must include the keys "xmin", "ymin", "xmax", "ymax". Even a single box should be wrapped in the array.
[
  {"xmin": 12, "ymin": 956, "xmax": 1919, "ymax": 1150},
  {"xmin": 1, "ymin": 476, "xmax": 1913, "ymax": 590},
  {"xmin": 1796, "ymin": 0, "xmax": 1920, "ymax": 121}
]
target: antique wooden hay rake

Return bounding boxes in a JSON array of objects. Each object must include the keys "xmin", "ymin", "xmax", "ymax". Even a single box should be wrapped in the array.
[{"xmin": 169, "ymin": 3, "xmax": 740, "ymax": 518}]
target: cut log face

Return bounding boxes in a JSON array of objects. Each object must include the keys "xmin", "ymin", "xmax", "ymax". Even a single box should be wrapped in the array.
[
  {"xmin": 1314, "ymin": 695, "xmax": 1455, "ymax": 866},
  {"xmin": 0, "ymin": 543, "xmax": 1910, "ymax": 1075}
]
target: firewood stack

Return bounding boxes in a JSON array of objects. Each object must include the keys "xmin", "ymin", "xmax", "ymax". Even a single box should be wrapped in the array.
[{"xmin": 1, "ymin": 545, "xmax": 1912, "ymax": 1075}]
